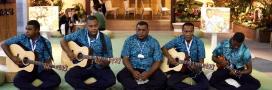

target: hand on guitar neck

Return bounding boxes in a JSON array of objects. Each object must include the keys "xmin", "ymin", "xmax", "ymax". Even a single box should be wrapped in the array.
[
  {"xmin": 93, "ymin": 56, "xmax": 110, "ymax": 67},
  {"xmin": 43, "ymin": 60, "xmax": 54, "ymax": 70},
  {"xmin": 216, "ymin": 55, "xmax": 241, "ymax": 77}
]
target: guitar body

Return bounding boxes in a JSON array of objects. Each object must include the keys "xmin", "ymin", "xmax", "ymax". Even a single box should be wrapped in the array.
[
  {"xmin": 160, "ymin": 49, "xmax": 215, "ymax": 73},
  {"xmin": 61, "ymin": 41, "xmax": 89, "ymax": 69},
  {"xmin": 6, "ymin": 44, "xmax": 35, "ymax": 72},
  {"xmin": 160, "ymin": 49, "xmax": 186, "ymax": 73}
]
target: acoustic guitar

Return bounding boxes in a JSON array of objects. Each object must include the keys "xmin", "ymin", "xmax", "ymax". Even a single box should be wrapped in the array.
[
  {"xmin": 61, "ymin": 41, "xmax": 122, "ymax": 69},
  {"xmin": 6, "ymin": 44, "xmax": 67, "ymax": 72},
  {"xmin": 160, "ymin": 49, "xmax": 215, "ymax": 73}
]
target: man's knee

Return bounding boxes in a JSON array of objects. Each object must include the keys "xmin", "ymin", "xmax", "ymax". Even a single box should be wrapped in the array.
[
  {"xmin": 103, "ymin": 77, "xmax": 116, "ymax": 88},
  {"xmin": 167, "ymin": 79, "xmax": 176, "ymax": 88},
  {"xmin": 252, "ymin": 79, "xmax": 261, "ymax": 89}
]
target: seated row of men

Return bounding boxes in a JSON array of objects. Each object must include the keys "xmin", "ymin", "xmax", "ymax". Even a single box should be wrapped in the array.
[{"xmin": 1, "ymin": 16, "xmax": 260, "ymax": 90}]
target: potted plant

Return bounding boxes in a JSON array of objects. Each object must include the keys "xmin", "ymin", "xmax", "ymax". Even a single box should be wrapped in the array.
[
  {"xmin": 255, "ymin": 1, "xmax": 272, "ymax": 43},
  {"xmin": 174, "ymin": 0, "xmax": 202, "ymax": 22}
]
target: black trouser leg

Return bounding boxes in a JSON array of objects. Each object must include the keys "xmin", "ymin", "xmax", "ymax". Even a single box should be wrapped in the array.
[
  {"xmin": 87, "ymin": 66, "xmax": 116, "ymax": 90},
  {"xmin": 117, "ymin": 68, "xmax": 167, "ymax": 90},
  {"xmin": 209, "ymin": 69, "xmax": 238, "ymax": 90},
  {"xmin": 38, "ymin": 69, "xmax": 61, "ymax": 90},
  {"xmin": 233, "ymin": 74, "xmax": 261, "ymax": 90},
  {"xmin": 167, "ymin": 71, "xmax": 209, "ymax": 90},
  {"xmin": 65, "ymin": 66, "xmax": 116, "ymax": 90},
  {"xmin": 117, "ymin": 68, "xmax": 140, "ymax": 90},
  {"xmin": 145, "ymin": 69, "xmax": 167, "ymax": 90},
  {"xmin": 13, "ymin": 70, "xmax": 37, "ymax": 90}
]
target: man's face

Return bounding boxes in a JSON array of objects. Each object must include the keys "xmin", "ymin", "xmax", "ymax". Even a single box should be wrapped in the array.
[
  {"xmin": 86, "ymin": 20, "xmax": 99, "ymax": 36},
  {"xmin": 25, "ymin": 25, "xmax": 39, "ymax": 38},
  {"xmin": 136, "ymin": 25, "xmax": 149, "ymax": 40},
  {"xmin": 182, "ymin": 25, "xmax": 194, "ymax": 41},
  {"xmin": 231, "ymin": 39, "xmax": 242, "ymax": 49}
]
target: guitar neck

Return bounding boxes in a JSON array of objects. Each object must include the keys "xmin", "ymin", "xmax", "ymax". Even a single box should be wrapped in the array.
[
  {"xmin": 178, "ymin": 60, "xmax": 215, "ymax": 70},
  {"xmin": 82, "ymin": 55, "xmax": 117, "ymax": 61},
  {"xmin": 26, "ymin": 60, "xmax": 66, "ymax": 71}
]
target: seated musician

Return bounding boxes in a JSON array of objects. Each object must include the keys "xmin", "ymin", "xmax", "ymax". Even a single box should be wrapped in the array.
[
  {"xmin": 162, "ymin": 22, "xmax": 209, "ymax": 90},
  {"xmin": 209, "ymin": 32, "xmax": 261, "ymax": 90},
  {"xmin": 60, "ymin": 16, "xmax": 115, "ymax": 90},
  {"xmin": 1, "ymin": 20, "xmax": 61, "ymax": 90}
]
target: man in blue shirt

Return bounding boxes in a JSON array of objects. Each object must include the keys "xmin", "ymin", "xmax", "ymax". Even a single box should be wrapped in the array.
[
  {"xmin": 209, "ymin": 32, "xmax": 261, "ymax": 90},
  {"xmin": 1, "ymin": 20, "xmax": 61, "ymax": 90},
  {"xmin": 61, "ymin": 16, "xmax": 115, "ymax": 90},
  {"xmin": 162, "ymin": 22, "xmax": 209, "ymax": 90},
  {"xmin": 117, "ymin": 21, "xmax": 167, "ymax": 90}
]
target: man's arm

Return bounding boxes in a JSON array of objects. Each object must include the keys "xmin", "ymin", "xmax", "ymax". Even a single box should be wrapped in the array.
[
  {"xmin": 240, "ymin": 61, "xmax": 252, "ymax": 75},
  {"xmin": 161, "ymin": 47, "xmax": 177, "ymax": 65},
  {"xmin": 141, "ymin": 61, "xmax": 161, "ymax": 80},
  {"xmin": 123, "ymin": 56, "xmax": 141, "ymax": 80},
  {"xmin": 1, "ymin": 43, "xmax": 21, "ymax": 65},
  {"xmin": 60, "ymin": 38, "xmax": 75, "ymax": 60}
]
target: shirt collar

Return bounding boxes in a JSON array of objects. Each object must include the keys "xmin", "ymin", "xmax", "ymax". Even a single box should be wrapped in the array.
[
  {"xmin": 87, "ymin": 30, "xmax": 100, "ymax": 40},
  {"xmin": 134, "ymin": 34, "xmax": 149, "ymax": 42}
]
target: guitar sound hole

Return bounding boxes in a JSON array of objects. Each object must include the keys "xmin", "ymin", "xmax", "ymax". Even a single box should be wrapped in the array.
[
  {"xmin": 22, "ymin": 57, "xmax": 30, "ymax": 66},
  {"xmin": 77, "ymin": 53, "xmax": 83, "ymax": 61},
  {"xmin": 169, "ymin": 58, "xmax": 179, "ymax": 68}
]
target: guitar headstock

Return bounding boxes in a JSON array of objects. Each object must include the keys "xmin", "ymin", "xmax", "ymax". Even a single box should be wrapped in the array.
[
  {"xmin": 55, "ymin": 65, "xmax": 68, "ymax": 71},
  {"xmin": 110, "ymin": 58, "xmax": 122, "ymax": 64},
  {"xmin": 203, "ymin": 64, "xmax": 215, "ymax": 70}
]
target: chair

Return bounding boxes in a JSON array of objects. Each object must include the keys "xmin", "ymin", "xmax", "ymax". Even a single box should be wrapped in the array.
[
  {"xmin": 105, "ymin": 0, "xmax": 119, "ymax": 19},
  {"xmin": 141, "ymin": 0, "xmax": 152, "ymax": 19},
  {"xmin": 124, "ymin": 0, "xmax": 136, "ymax": 19},
  {"xmin": 157, "ymin": 0, "xmax": 170, "ymax": 18}
]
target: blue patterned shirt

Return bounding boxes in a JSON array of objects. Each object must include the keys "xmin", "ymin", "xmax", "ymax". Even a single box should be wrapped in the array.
[
  {"xmin": 121, "ymin": 35, "xmax": 163, "ymax": 71},
  {"xmin": 64, "ymin": 29, "xmax": 113, "ymax": 58},
  {"xmin": 213, "ymin": 39, "xmax": 251, "ymax": 69},
  {"xmin": 4, "ymin": 34, "xmax": 52, "ymax": 72},
  {"xmin": 163, "ymin": 35, "xmax": 205, "ymax": 62}
]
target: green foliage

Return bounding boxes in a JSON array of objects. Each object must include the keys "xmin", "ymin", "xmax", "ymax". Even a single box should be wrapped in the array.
[
  {"xmin": 31, "ymin": 0, "xmax": 51, "ymax": 6},
  {"xmin": 174, "ymin": 0, "xmax": 202, "ymax": 22},
  {"xmin": 53, "ymin": 0, "xmax": 63, "ymax": 11}
]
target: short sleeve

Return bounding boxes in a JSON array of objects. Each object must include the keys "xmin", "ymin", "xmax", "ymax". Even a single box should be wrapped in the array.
[
  {"xmin": 243, "ymin": 48, "xmax": 252, "ymax": 64},
  {"xmin": 105, "ymin": 36, "xmax": 113, "ymax": 58},
  {"xmin": 212, "ymin": 42, "xmax": 223, "ymax": 57},
  {"xmin": 153, "ymin": 39, "xmax": 163, "ymax": 61},
  {"xmin": 63, "ymin": 29, "xmax": 83, "ymax": 41},
  {"xmin": 197, "ymin": 39, "xmax": 205, "ymax": 59},
  {"xmin": 4, "ymin": 35, "xmax": 23, "ymax": 45},
  {"xmin": 121, "ymin": 38, "xmax": 131, "ymax": 58},
  {"xmin": 163, "ymin": 37, "xmax": 178, "ymax": 49}
]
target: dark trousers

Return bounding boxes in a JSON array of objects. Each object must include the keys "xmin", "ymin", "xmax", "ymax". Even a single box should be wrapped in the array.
[
  {"xmin": 167, "ymin": 70, "xmax": 209, "ymax": 90},
  {"xmin": 117, "ymin": 68, "xmax": 167, "ymax": 90},
  {"xmin": 13, "ymin": 69, "xmax": 61, "ymax": 90},
  {"xmin": 209, "ymin": 69, "xmax": 261, "ymax": 90},
  {"xmin": 65, "ymin": 66, "xmax": 116, "ymax": 90}
]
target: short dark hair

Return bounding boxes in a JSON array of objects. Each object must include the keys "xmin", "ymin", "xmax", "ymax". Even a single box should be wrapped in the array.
[
  {"xmin": 136, "ymin": 21, "xmax": 149, "ymax": 29},
  {"xmin": 87, "ymin": 15, "xmax": 98, "ymax": 21},
  {"xmin": 27, "ymin": 20, "xmax": 40, "ymax": 30},
  {"xmin": 232, "ymin": 32, "xmax": 245, "ymax": 43},
  {"xmin": 182, "ymin": 22, "xmax": 194, "ymax": 30}
]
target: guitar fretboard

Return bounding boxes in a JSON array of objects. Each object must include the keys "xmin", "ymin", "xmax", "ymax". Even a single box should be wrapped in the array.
[{"xmin": 25, "ymin": 59, "xmax": 67, "ymax": 71}]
